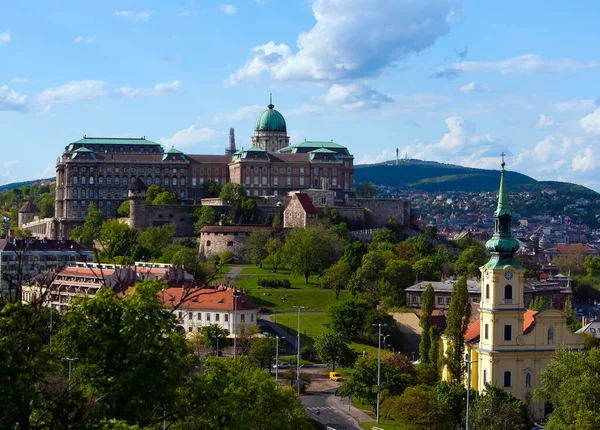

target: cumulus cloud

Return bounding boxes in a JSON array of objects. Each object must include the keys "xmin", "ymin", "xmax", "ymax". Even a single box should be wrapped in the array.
[
  {"xmin": 38, "ymin": 80, "xmax": 106, "ymax": 104},
  {"xmin": 227, "ymin": 0, "xmax": 458, "ymax": 85},
  {"xmin": 74, "ymin": 36, "xmax": 96, "ymax": 43},
  {"xmin": 117, "ymin": 80, "xmax": 181, "ymax": 97},
  {"xmin": 0, "ymin": 31, "xmax": 10, "ymax": 43},
  {"xmin": 580, "ymin": 109, "xmax": 600, "ymax": 134},
  {"xmin": 535, "ymin": 114, "xmax": 554, "ymax": 128},
  {"xmin": 158, "ymin": 126, "xmax": 216, "ymax": 147},
  {"xmin": 113, "ymin": 10, "xmax": 152, "ymax": 22},
  {"xmin": 320, "ymin": 83, "xmax": 392, "ymax": 109},
  {"xmin": 213, "ymin": 104, "xmax": 264, "ymax": 122},
  {"xmin": 454, "ymin": 54, "xmax": 600, "ymax": 75},
  {"xmin": 0, "ymin": 85, "xmax": 28, "ymax": 112},
  {"xmin": 554, "ymin": 99, "xmax": 596, "ymax": 112},
  {"xmin": 458, "ymin": 82, "xmax": 489, "ymax": 94},
  {"xmin": 220, "ymin": 4, "xmax": 237, "ymax": 15}
]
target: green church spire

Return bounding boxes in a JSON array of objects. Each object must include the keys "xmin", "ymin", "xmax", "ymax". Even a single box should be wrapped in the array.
[{"xmin": 494, "ymin": 152, "xmax": 512, "ymax": 218}]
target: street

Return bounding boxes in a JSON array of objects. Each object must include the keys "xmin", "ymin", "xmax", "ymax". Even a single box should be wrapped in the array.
[{"xmin": 301, "ymin": 389, "xmax": 361, "ymax": 430}]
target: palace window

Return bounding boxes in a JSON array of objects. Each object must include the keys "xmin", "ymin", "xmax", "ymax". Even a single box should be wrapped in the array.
[
  {"xmin": 273, "ymin": 177, "xmax": 278, "ymax": 185},
  {"xmin": 274, "ymin": 167, "xmax": 278, "ymax": 173},
  {"xmin": 123, "ymin": 176, "xmax": 128, "ymax": 185},
  {"xmin": 72, "ymin": 189, "xmax": 78, "ymax": 198},
  {"xmin": 299, "ymin": 177, "xmax": 304, "ymax": 186},
  {"xmin": 332, "ymin": 178, "xmax": 337, "ymax": 186},
  {"xmin": 262, "ymin": 167, "xmax": 267, "ymax": 173},
  {"xmin": 192, "ymin": 178, "xmax": 197, "ymax": 186},
  {"xmin": 287, "ymin": 177, "xmax": 292, "ymax": 186},
  {"xmin": 262, "ymin": 176, "xmax": 267, "ymax": 185},
  {"xmin": 73, "ymin": 176, "xmax": 79, "ymax": 185},
  {"xmin": 172, "ymin": 177, "xmax": 177, "ymax": 186},
  {"xmin": 206, "ymin": 313, "xmax": 211, "ymax": 321},
  {"xmin": 504, "ymin": 285, "xmax": 513, "ymax": 303},
  {"xmin": 180, "ymin": 177, "xmax": 185, "ymax": 186},
  {"xmin": 155, "ymin": 177, "xmax": 160, "ymax": 186},
  {"xmin": 287, "ymin": 167, "xmax": 291, "ymax": 174},
  {"xmin": 107, "ymin": 176, "xmax": 112, "ymax": 185},
  {"xmin": 224, "ymin": 314, "xmax": 229, "ymax": 322},
  {"xmin": 215, "ymin": 314, "xmax": 220, "ymax": 322},
  {"xmin": 300, "ymin": 167, "xmax": 304, "ymax": 174},
  {"xmin": 114, "ymin": 176, "xmax": 120, "ymax": 186},
  {"xmin": 503, "ymin": 371, "xmax": 512, "ymax": 387},
  {"xmin": 98, "ymin": 176, "xmax": 103, "ymax": 185},
  {"xmin": 504, "ymin": 324, "xmax": 512, "ymax": 341}
]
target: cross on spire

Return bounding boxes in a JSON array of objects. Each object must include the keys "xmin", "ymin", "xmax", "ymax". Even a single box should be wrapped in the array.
[{"xmin": 501, "ymin": 152, "xmax": 506, "ymax": 169}]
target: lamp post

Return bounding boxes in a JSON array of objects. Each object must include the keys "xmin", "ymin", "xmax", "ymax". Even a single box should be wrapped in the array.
[
  {"xmin": 264, "ymin": 332, "xmax": 282, "ymax": 388},
  {"xmin": 233, "ymin": 292, "xmax": 241, "ymax": 359},
  {"xmin": 464, "ymin": 351, "xmax": 476, "ymax": 430},
  {"xmin": 49, "ymin": 300, "xmax": 53, "ymax": 353},
  {"xmin": 62, "ymin": 357, "xmax": 79, "ymax": 393},
  {"xmin": 373, "ymin": 323, "xmax": 388, "ymax": 424},
  {"xmin": 293, "ymin": 305, "xmax": 306, "ymax": 394},
  {"xmin": 387, "ymin": 344, "xmax": 395, "ymax": 353}
]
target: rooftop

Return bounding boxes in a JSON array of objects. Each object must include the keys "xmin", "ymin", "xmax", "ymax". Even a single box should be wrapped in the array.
[{"xmin": 405, "ymin": 280, "xmax": 480, "ymax": 293}]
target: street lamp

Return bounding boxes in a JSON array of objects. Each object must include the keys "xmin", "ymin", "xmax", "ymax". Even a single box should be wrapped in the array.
[
  {"xmin": 293, "ymin": 305, "xmax": 306, "ymax": 394},
  {"xmin": 373, "ymin": 323, "xmax": 388, "ymax": 424},
  {"xmin": 62, "ymin": 357, "xmax": 79, "ymax": 392},
  {"xmin": 464, "ymin": 351, "xmax": 477, "ymax": 430},
  {"xmin": 233, "ymin": 292, "xmax": 241, "ymax": 359},
  {"xmin": 387, "ymin": 344, "xmax": 395, "ymax": 353},
  {"xmin": 264, "ymin": 332, "xmax": 282, "ymax": 389}
]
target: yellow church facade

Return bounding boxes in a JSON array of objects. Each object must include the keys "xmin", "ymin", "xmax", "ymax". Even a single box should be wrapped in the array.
[{"xmin": 442, "ymin": 159, "xmax": 584, "ymax": 420}]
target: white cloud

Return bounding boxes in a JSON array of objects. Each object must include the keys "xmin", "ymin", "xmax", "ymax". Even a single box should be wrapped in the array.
[
  {"xmin": 535, "ymin": 114, "xmax": 554, "ymax": 129},
  {"xmin": 453, "ymin": 54, "xmax": 600, "ymax": 75},
  {"xmin": 214, "ymin": 104, "xmax": 264, "ymax": 122},
  {"xmin": 38, "ymin": 80, "xmax": 105, "ymax": 104},
  {"xmin": 0, "ymin": 85, "xmax": 28, "ymax": 112},
  {"xmin": 320, "ymin": 83, "xmax": 392, "ymax": 109},
  {"xmin": 117, "ymin": 80, "xmax": 181, "ymax": 97},
  {"xmin": 0, "ymin": 160, "xmax": 19, "ymax": 186},
  {"xmin": 458, "ymin": 82, "xmax": 489, "ymax": 94},
  {"xmin": 357, "ymin": 150, "xmax": 396, "ymax": 165},
  {"xmin": 579, "ymin": 109, "xmax": 600, "ymax": 134},
  {"xmin": 226, "ymin": 0, "xmax": 457, "ymax": 85},
  {"xmin": 0, "ymin": 31, "xmax": 10, "ymax": 43},
  {"xmin": 113, "ymin": 10, "xmax": 152, "ymax": 22},
  {"xmin": 572, "ymin": 146, "xmax": 596, "ymax": 172},
  {"xmin": 74, "ymin": 36, "xmax": 96, "ymax": 43},
  {"xmin": 220, "ymin": 4, "xmax": 238, "ymax": 15},
  {"xmin": 11, "ymin": 77, "xmax": 26, "ymax": 83},
  {"xmin": 158, "ymin": 126, "xmax": 215, "ymax": 147},
  {"xmin": 554, "ymin": 99, "xmax": 595, "ymax": 112}
]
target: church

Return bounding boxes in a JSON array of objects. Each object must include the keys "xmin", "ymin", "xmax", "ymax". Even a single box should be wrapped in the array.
[{"xmin": 443, "ymin": 158, "xmax": 584, "ymax": 420}]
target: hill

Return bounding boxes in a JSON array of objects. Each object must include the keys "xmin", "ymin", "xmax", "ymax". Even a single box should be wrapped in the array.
[
  {"xmin": 0, "ymin": 178, "xmax": 55, "ymax": 193},
  {"xmin": 354, "ymin": 159, "xmax": 599, "ymax": 198}
]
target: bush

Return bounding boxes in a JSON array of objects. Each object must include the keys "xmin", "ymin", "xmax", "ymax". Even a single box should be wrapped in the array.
[
  {"xmin": 257, "ymin": 278, "xmax": 291, "ymax": 289},
  {"xmin": 300, "ymin": 345, "xmax": 319, "ymax": 362}
]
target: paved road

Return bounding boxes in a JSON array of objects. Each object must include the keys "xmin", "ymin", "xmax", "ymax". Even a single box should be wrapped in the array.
[{"xmin": 301, "ymin": 390, "xmax": 361, "ymax": 430}]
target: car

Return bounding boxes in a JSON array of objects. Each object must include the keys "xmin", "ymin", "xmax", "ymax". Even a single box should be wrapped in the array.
[
  {"xmin": 272, "ymin": 362, "xmax": 291, "ymax": 369},
  {"xmin": 329, "ymin": 371, "xmax": 343, "ymax": 381}
]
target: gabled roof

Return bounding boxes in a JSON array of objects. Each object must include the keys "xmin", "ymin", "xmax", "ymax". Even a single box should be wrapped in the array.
[
  {"xmin": 19, "ymin": 200, "xmax": 40, "ymax": 213},
  {"xmin": 294, "ymin": 193, "xmax": 318, "ymax": 215},
  {"xmin": 464, "ymin": 310, "xmax": 538, "ymax": 343},
  {"xmin": 162, "ymin": 147, "xmax": 187, "ymax": 161}
]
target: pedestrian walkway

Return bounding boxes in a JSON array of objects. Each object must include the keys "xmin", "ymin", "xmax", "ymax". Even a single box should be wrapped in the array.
[{"xmin": 327, "ymin": 393, "xmax": 373, "ymax": 424}]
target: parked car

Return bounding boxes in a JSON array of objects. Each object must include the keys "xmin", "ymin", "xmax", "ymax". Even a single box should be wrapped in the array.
[
  {"xmin": 329, "ymin": 372, "xmax": 343, "ymax": 381},
  {"xmin": 272, "ymin": 362, "xmax": 291, "ymax": 369}
]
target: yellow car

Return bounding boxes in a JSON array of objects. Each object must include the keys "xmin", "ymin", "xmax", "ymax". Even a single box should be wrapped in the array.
[{"xmin": 329, "ymin": 372, "xmax": 343, "ymax": 381}]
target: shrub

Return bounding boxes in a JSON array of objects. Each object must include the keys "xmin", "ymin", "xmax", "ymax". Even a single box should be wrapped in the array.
[
  {"xmin": 257, "ymin": 278, "xmax": 291, "ymax": 289},
  {"xmin": 300, "ymin": 345, "xmax": 319, "ymax": 362}
]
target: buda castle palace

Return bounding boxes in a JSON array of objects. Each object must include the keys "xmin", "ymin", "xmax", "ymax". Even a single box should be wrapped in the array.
[{"xmin": 20, "ymin": 99, "xmax": 408, "ymax": 240}]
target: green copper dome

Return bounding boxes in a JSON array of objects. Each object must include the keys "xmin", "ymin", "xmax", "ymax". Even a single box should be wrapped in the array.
[{"xmin": 255, "ymin": 102, "xmax": 287, "ymax": 133}]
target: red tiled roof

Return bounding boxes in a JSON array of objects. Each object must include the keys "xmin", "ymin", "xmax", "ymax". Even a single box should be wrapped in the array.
[
  {"xmin": 554, "ymin": 244, "xmax": 593, "ymax": 253},
  {"xmin": 155, "ymin": 286, "xmax": 257, "ymax": 311},
  {"xmin": 188, "ymin": 154, "xmax": 232, "ymax": 164},
  {"xmin": 19, "ymin": 200, "xmax": 40, "ymax": 213},
  {"xmin": 295, "ymin": 193, "xmax": 318, "ymax": 215},
  {"xmin": 464, "ymin": 310, "xmax": 538, "ymax": 342}
]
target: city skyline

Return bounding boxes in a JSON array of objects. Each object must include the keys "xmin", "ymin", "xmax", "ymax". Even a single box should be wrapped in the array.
[{"xmin": 1, "ymin": 0, "xmax": 600, "ymax": 191}]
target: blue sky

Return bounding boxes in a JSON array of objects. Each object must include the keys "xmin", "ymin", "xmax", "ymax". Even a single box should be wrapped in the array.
[{"xmin": 1, "ymin": 0, "xmax": 600, "ymax": 191}]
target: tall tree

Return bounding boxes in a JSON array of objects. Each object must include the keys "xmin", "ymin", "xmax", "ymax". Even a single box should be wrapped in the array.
[
  {"xmin": 381, "ymin": 386, "xmax": 453, "ymax": 430},
  {"xmin": 321, "ymin": 260, "xmax": 352, "ymax": 300},
  {"xmin": 454, "ymin": 245, "xmax": 488, "ymax": 279},
  {"xmin": 419, "ymin": 284, "xmax": 435, "ymax": 363},
  {"xmin": 199, "ymin": 324, "xmax": 229, "ymax": 353},
  {"xmin": 248, "ymin": 336, "xmax": 276, "ymax": 372},
  {"xmin": 245, "ymin": 230, "xmax": 271, "ymax": 267},
  {"xmin": 283, "ymin": 227, "xmax": 342, "ymax": 283},
  {"xmin": 444, "ymin": 276, "xmax": 472, "ymax": 383},
  {"xmin": 71, "ymin": 203, "xmax": 106, "ymax": 249},
  {"xmin": 194, "ymin": 206, "xmax": 217, "ymax": 234},
  {"xmin": 355, "ymin": 182, "xmax": 379, "ymax": 198},
  {"xmin": 327, "ymin": 297, "xmax": 371, "ymax": 340},
  {"xmin": 428, "ymin": 326, "xmax": 441, "ymax": 378},
  {"xmin": 471, "ymin": 384, "xmax": 531, "ymax": 430},
  {"xmin": 152, "ymin": 191, "xmax": 178, "ymax": 205},
  {"xmin": 263, "ymin": 237, "xmax": 285, "ymax": 272},
  {"xmin": 313, "ymin": 331, "xmax": 356, "ymax": 371},
  {"xmin": 341, "ymin": 241, "xmax": 368, "ymax": 272},
  {"xmin": 137, "ymin": 223, "xmax": 175, "ymax": 259}
]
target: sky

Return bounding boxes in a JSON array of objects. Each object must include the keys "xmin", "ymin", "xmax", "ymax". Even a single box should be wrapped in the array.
[{"xmin": 1, "ymin": 0, "xmax": 600, "ymax": 191}]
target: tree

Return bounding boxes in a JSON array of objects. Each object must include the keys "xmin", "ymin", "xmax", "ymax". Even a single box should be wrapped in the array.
[
  {"xmin": 200, "ymin": 324, "xmax": 230, "ymax": 353},
  {"xmin": 263, "ymin": 237, "xmax": 285, "ymax": 272},
  {"xmin": 313, "ymin": 331, "xmax": 356, "ymax": 371},
  {"xmin": 435, "ymin": 381, "xmax": 476, "ymax": 429},
  {"xmin": 455, "ymin": 245, "xmax": 488, "ymax": 279},
  {"xmin": 160, "ymin": 244, "xmax": 205, "ymax": 280},
  {"xmin": 556, "ymin": 245, "xmax": 589, "ymax": 276},
  {"xmin": 321, "ymin": 260, "xmax": 352, "ymax": 300},
  {"xmin": 53, "ymin": 281, "xmax": 194, "ymax": 426},
  {"xmin": 382, "ymin": 354, "xmax": 417, "ymax": 379},
  {"xmin": 355, "ymin": 182, "xmax": 379, "ymax": 198},
  {"xmin": 174, "ymin": 357, "xmax": 313, "ymax": 429},
  {"xmin": 339, "ymin": 358, "xmax": 412, "ymax": 409},
  {"xmin": 471, "ymin": 384, "xmax": 531, "ymax": 430},
  {"xmin": 137, "ymin": 223, "xmax": 175, "ymax": 259},
  {"xmin": 536, "ymin": 348, "xmax": 600, "ymax": 430},
  {"xmin": 419, "ymin": 284, "xmax": 435, "ymax": 363},
  {"xmin": 428, "ymin": 326, "xmax": 441, "ymax": 377},
  {"xmin": 117, "ymin": 200, "xmax": 130, "ymax": 217},
  {"xmin": 413, "ymin": 234, "xmax": 435, "ymax": 259},
  {"xmin": 245, "ymin": 230, "xmax": 271, "ymax": 267},
  {"xmin": 584, "ymin": 255, "xmax": 600, "ymax": 278},
  {"xmin": 145, "ymin": 185, "xmax": 164, "ymax": 204},
  {"xmin": 444, "ymin": 276, "xmax": 472, "ymax": 383},
  {"xmin": 412, "ymin": 256, "xmax": 442, "ymax": 281},
  {"xmin": 98, "ymin": 219, "xmax": 138, "ymax": 260},
  {"xmin": 327, "ymin": 297, "xmax": 371, "ymax": 340},
  {"xmin": 341, "ymin": 241, "xmax": 368, "ymax": 272},
  {"xmin": 37, "ymin": 193, "xmax": 55, "ymax": 218},
  {"xmin": 152, "ymin": 191, "xmax": 178, "ymax": 205},
  {"xmin": 381, "ymin": 386, "xmax": 453, "ymax": 430},
  {"xmin": 529, "ymin": 296, "xmax": 549, "ymax": 311},
  {"xmin": 71, "ymin": 203, "xmax": 106, "ymax": 249},
  {"xmin": 203, "ymin": 180, "xmax": 221, "ymax": 198},
  {"xmin": 194, "ymin": 206, "xmax": 217, "ymax": 234},
  {"xmin": 219, "ymin": 183, "xmax": 247, "ymax": 201},
  {"xmin": 248, "ymin": 336, "xmax": 276, "ymax": 372},
  {"xmin": 283, "ymin": 227, "xmax": 343, "ymax": 283}
]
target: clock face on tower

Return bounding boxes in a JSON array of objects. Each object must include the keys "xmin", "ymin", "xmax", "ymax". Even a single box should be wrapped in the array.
[{"xmin": 505, "ymin": 271, "xmax": 513, "ymax": 280}]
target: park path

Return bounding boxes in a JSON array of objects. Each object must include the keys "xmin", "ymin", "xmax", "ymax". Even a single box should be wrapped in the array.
[{"xmin": 226, "ymin": 265, "xmax": 245, "ymax": 281}]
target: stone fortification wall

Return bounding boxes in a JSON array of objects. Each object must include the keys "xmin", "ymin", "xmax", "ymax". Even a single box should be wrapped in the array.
[
  {"xmin": 199, "ymin": 226, "xmax": 287, "ymax": 262},
  {"xmin": 145, "ymin": 205, "xmax": 195, "ymax": 237},
  {"xmin": 344, "ymin": 198, "xmax": 410, "ymax": 228}
]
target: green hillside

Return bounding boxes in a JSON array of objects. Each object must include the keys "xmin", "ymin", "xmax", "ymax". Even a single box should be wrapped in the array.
[
  {"xmin": 355, "ymin": 159, "xmax": 599, "ymax": 198},
  {"xmin": 0, "ymin": 178, "xmax": 54, "ymax": 193}
]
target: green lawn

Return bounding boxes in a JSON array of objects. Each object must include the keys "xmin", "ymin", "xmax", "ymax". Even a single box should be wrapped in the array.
[
  {"xmin": 248, "ymin": 289, "xmax": 350, "ymax": 312},
  {"xmin": 235, "ymin": 266, "xmax": 321, "ymax": 290},
  {"xmin": 359, "ymin": 422, "xmax": 404, "ymax": 430}
]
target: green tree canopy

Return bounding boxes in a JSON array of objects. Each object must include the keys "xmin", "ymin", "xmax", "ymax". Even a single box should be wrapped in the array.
[
  {"xmin": 245, "ymin": 230, "xmax": 271, "ymax": 267},
  {"xmin": 444, "ymin": 276, "xmax": 472, "ymax": 383},
  {"xmin": 355, "ymin": 182, "xmax": 379, "ymax": 198},
  {"xmin": 199, "ymin": 324, "xmax": 230, "ymax": 353},
  {"xmin": 71, "ymin": 203, "xmax": 106, "ymax": 249},
  {"xmin": 321, "ymin": 260, "xmax": 352, "ymax": 300},
  {"xmin": 117, "ymin": 200, "xmax": 130, "ymax": 217},
  {"xmin": 193, "ymin": 206, "xmax": 217, "ymax": 234},
  {"xmin": 313, "ymin": 331, "xmax": 356, "ymax": 371},
  {"xmin": 248, "ymin": 336, "xmax": 276, "ymax": 372},
  {"xmin": 137, "ymin": 223, "xmax": 175, "ymax": 259},
  {"xmin": 471, "ymin": 384, "xmax": 531, "ymax": 430},
  {"xmin": 152, "ymin": 191, "xmax": 178, "ymax": 205},
  {"xmin": 263, "ymin": 237, "xmax": 285, "ymax": 272},
  {"xmin": 327, "ymin": 297, "xmax": 371, "ymax": 340},
  {"xmin": 419, "ymin": 284, "xmax": 435, "ymax": 362},
  {"xmin": 455, "ymin": 245, "xmax": 488, "ymax": 279},
  {"xmin": 381, "ymin": 386, "xmax": 453, "ymax": 430}
]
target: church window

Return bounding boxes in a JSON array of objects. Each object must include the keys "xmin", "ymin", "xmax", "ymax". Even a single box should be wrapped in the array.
[
  {"xmin": 504, "ymin": 284, "xmax": 513, "ymax": 302},
  {"xmin": 548, "ymin": 326, "xmax": 555, "ymax": 344},
  {"xmin": 484, "ymin": 324, "xmax": 489, "ymax": 340},
  {"xmin": 485, "ymin": 284, "xmax": 490, "ymax": 300},
  {"xmin": 504, "ymin": 324, "xmax": 512, "ymax": 341},
  {"xmin": 503, "ymin": 371, "xmax": 512, "ymax": 387},
  {"xmin": 525, "ymin": 369, "xmax": 533, "ymax": 387}
]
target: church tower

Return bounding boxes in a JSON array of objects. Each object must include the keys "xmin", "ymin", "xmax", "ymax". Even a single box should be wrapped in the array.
[{"xmin": 477, "ymin": 155, "xmax": 526, "ymax": 388}]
